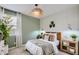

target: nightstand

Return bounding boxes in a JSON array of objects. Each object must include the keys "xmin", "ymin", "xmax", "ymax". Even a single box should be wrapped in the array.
[{"xmin": 61, "ymin": 40, "xmax": 78, "ymax": 55}]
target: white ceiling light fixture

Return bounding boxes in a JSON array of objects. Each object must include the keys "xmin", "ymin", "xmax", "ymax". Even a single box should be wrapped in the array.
[{"xmin": 32, "ymin": 4, "xmax": 43, "ymax": 17}]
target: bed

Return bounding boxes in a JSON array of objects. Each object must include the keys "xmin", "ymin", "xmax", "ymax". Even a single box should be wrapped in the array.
[{"xmin": 25, "ymin": 32, "xmax": 61, "ymax": 55}]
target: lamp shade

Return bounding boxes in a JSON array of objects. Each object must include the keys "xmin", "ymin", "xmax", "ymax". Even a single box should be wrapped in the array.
[{"xmin": 32, "ymin": 8, "xmax": 43, "ymax": 17}]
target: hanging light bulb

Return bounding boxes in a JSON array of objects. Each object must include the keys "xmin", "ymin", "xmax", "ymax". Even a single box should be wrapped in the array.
[{"xmin": 32, "ymin": 4, "xmax": 43, "ymax": 17}]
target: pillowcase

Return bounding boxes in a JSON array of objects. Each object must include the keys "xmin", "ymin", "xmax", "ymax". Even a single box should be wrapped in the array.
[
  {"xmin": 44, "ymin": 34, "xmax": 49, "ymax": 41},
  {"xmin": 49, "ymin": 34, "xmax": 55, "ymax": 41},
  {"xmin": 49, "ymin": 33, "xmax": 57, "ymax": 41}
]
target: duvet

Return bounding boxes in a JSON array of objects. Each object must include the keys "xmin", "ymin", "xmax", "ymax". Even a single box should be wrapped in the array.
[{"xmin": 25, "ymin": 39, "xmax": 59, "ymax": 55}]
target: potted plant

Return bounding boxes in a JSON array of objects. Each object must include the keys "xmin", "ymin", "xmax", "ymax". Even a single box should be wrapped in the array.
[
  {"xmin": 0, "ymin": 15, "xmax": 12, "ymax": 45},
  {"xmin": 70, "ymin": 34, "xmax": 77, "ymax": 41}
]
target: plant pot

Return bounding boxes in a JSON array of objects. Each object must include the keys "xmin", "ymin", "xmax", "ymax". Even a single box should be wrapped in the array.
[
  {"xmin": 72, "ymin": 38, "xmax": 76, "ymax": 41},
  {"xmin": 4, "ymin": 45, "xmax": 8, "ymax": 54}
]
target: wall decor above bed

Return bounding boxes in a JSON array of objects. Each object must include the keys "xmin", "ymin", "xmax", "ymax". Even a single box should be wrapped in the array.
[{"xmin": 49, "ymin": 21, "xmax": 55, "ymax": 28}]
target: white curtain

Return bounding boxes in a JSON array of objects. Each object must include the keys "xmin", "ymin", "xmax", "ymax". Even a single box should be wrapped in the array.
[
  {"xmin": 16, "ymin": 13, "xmax": 22, "ymax": 47},
  {"xmin": 0, "ymin": 7, "xmax": 4, "ymax": 20}
]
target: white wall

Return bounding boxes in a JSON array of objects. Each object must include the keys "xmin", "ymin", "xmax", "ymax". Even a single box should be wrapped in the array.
[{"xmin": 40, "ymin": 6, "xmax": 79, "ymax": 32}]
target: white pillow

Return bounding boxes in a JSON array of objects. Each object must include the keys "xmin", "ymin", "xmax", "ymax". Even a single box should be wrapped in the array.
[
  {"xmin": 44, "ymin": 35, "xmax": 49, "ymax": 41},
  {"xmin": 49, "ymin": 33, "xmax": 57, "ymax": 40}
]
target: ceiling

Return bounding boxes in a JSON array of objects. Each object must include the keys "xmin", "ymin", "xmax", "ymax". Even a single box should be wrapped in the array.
[{"xmin": 0, "ymin": 4, "xmax": 78, "ymax": 19}]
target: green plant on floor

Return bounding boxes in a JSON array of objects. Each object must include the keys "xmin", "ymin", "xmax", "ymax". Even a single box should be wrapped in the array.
[
  {"xmin": 0, "ymin": 15, "xmax": 12, "ymax": 45},
  {"xmin": 70, "ymin": 34, "xmax": 77, "ymax": 41}
]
